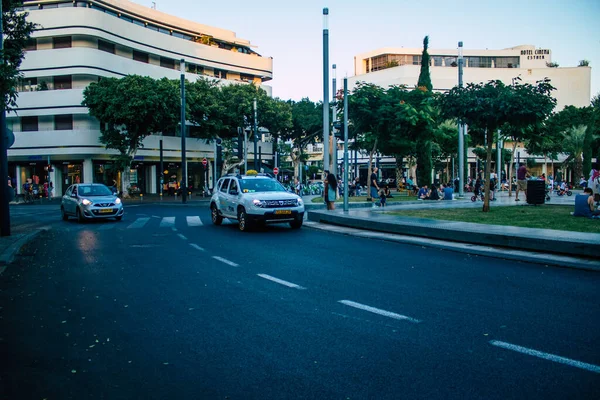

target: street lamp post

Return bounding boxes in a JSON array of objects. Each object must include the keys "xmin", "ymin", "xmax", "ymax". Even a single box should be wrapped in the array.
[
  {"xmin": 457, "ymin": 41, "xmax": 465, "ymax": 199},
  {"xmin": 343, "ymin": 77, "xmax": 349, "ymax": 212},
  {"xmin": 322, "ymin": 8, "xmax": 330, "ymax": 175},
  {"xmin": 253, "ymin": 98, "xmax": 258, "ymax": 171},
  {"xmin": 0, "ymin": 2, "xmax": 11, "ymax": 236},
  {"xmin": 180, "ymin": 59, "xmax": 187, "ymax": 203}
]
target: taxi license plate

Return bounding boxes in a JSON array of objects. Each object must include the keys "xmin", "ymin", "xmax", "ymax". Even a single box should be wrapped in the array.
[
  {"xmin": 274, "ymin": 210, "xmax": 291, "ymax": 215},
  {"xmin": 99, "ymin": 208, "xmax": 113, "ymax": 214}
]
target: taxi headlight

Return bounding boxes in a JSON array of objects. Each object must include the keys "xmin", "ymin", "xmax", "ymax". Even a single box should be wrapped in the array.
[
  {"xmin": 81, "ymin": 198, "xmax": 92, "ymax": 206},
  {"xmin": 115, "ymin": 198, "xmax": 122, "ymax": 204},
  {"xmin": 252, "ymin": 199, "xmax": 265, "ymax": 208},
  {"xmin": 297, "ymin": 198, "xmax": 303, "ymax": 206}
]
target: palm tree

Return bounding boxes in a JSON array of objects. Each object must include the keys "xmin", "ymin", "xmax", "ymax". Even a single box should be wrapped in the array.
[{"xmin": 562, "ymin": 125, "xmax": 587, "ymax": 183}]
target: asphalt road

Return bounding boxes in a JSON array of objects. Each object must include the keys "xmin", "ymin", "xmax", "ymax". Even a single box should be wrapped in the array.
[{"xmin": 1, "ymin": 203, "xmax": 599, "ymax": 399}]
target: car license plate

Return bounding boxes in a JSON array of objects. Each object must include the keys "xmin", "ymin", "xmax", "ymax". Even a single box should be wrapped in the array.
[
  {"xmin": 99, "ymin": 208, "xmax": 113, "ymax": 214},
  {"xmin": 275, "ymin": 210, "xmax": 291, "ymax": 215}
]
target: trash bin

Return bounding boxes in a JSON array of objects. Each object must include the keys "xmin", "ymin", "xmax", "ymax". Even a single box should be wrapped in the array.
[{"xmin": 526, "ymin": 180, "xmax": 546, "ymax": 205}]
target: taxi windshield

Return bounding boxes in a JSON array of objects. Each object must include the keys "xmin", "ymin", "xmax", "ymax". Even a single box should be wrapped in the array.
[{"xmin": 239, "ymin": 179, "xmax": 285, "ymax": 193}]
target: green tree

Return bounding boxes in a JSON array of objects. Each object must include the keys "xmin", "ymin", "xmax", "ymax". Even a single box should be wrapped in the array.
[
  {"xmin": 82, "ymin": 75, "xmax": 179, "ymax": 197},
  {"xmin": 259, "ymin": 96, "xmax": 293, "ymax": 171},
  {"xmin": 562, "ymin": 125, "xmax": 588, "ymax": 182},
  {"xmin": 1, "ymin": 0, "xmax": 36, "ymax": 109},
  {"xmin": 415, "ymin": 36, "xmax": 434, "ymax": 187},
  {"xmin": 441, "ymin": 79, "xmax": 556, "ymax": 211},
  {"xmin": 347, "ymin": 82, "xmax": 387, "ymax": 199},
  {"xmin": 287, "ymin": 98, "xmax": 322, "ymax": 180}
]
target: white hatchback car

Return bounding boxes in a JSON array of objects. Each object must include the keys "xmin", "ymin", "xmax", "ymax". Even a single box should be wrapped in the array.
[
  {"xmin": 210, "ymin": 174, "xmax": 305, "ymax": 231},
  {"xmin": 61, "ymin": 184, "xmax": 124, "ymax": 222}
]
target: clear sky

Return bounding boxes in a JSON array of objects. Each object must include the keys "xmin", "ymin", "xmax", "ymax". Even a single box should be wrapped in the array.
[{"xmin": 132, "ymin": 0, "xmax": 599, "ymax": 103}]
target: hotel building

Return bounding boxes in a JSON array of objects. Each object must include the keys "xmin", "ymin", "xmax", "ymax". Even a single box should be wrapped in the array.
[
  {"xmin": 8, "ymin": 0, "xmax": 273, "ymax": 196},
  {"xmin": 344, "ymin": 44, "xmax": 592, "ymax": 182}
]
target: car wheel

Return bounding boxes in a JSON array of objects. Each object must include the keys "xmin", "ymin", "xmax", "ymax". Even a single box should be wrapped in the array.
[
  {"xmin": 61, "ymin": 207, "xmax": 68, "ymax": 221},
  {"xmin": 238, "ymin": 208, "xmax": 252, "ymax": 232},
  {"xmin": 471, "ymin": 196, "xmax": 476, "ymax": 202},
  {"xmin": 211, "ymin": 204, "xmax": 223, "ymax": 225},
  {"xmin": 76, "ymin": 208, "xmax": 85, "ymax": 223},
  {"xmin": 115, "ymin": 215, "xmax": 122, "ymax": 221},
  {"xmin": 290, "ymin": 217, "xmax": 303, "ymax": 229}
]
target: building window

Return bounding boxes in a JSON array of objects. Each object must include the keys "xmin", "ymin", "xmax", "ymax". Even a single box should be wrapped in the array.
[
  {"xmin": 54, "ymin": 75, "xmax": 72, "ymax": 90},
  {"xmin": 25, "ymin": 38, "xmax": 37, "ymax": 51},
  {"xmin": 55, "ymin": 115, "xmax": 73, "ymax": 130},
  {"xmin": 20, "ymin": 77, "xmax": 38, "ymax": 92},
  {"xmin": 160, "ymin": 57, "xmax": 175, "ymax": 69},
  {"xmin": 433, "ymin": 56, "xmax": 443, "ymax": 67},
  {"xmin": 146, "ymin": 24, "xmax": 159, "ymax": 32},
  {"xmin": 98, "ymin": 39, "xmax": 115, "ymax": 54},
  {"xmin": 214, "ymin": 69, "xmax": 227, "ymax": 79},
  {"xmin": 412, "ymin": 55, "xmax": 422, "ymax": 66},
  {"xmin": 133, "ymin": 50, "xmax": 149, "ymax": 63},
  {"xmin": 444, "ymin": 57, "xmax": 457, "ymax": 67},
  {"xmin": 21, "ymin": 116, "xmax": 39, "ymax": 132},
  {"xmin": 240, "ymin": 73, "xmax": 254, "ymax": 82},
  {"xmin": 53, "ymin": 36, "xmax": 72, "ymax": 49},
  {"xmin": 495, "ymin": 57, "xmax": 520, "ymax": 69}
]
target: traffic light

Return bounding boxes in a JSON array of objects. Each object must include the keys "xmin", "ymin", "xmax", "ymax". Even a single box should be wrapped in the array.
[
  {"xmin": 333, "ymin": 120, "xmax": 343, "ymax": 139},
  {"xmin": 234, "ymin": 127, "xmax": 244, "ymax": 159}
]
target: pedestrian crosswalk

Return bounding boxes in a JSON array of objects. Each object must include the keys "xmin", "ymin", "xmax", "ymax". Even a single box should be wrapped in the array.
[{"xmin": 61, "ymin": 215, "xmax": 213, "ymax": 232}]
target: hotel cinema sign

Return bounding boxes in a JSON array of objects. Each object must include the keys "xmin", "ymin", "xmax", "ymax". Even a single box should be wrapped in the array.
[{"xmin": 520, "ymin": 49, "xmax": 550, "ymax": 60}]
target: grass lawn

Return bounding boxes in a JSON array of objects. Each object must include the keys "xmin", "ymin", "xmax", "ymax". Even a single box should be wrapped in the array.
[
  {"xmin": 386, "ymin": 205, "xmax": 600, "ymax": 233},
  {"xmin": 311, "ymin": 195, "xmax": 419, "ymax": 203}
]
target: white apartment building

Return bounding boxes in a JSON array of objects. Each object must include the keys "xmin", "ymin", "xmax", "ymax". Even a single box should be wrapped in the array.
[
  {"xmin": 351, "ymin": 44, "xmax": 591, "ymax": 111},
  {"xmin": 343, "ymin": 44, "xmax": 591, "ymax": 183},
  {"xmin": 7, "ymin": 0, "xmax": 274, "ymax": 196}
]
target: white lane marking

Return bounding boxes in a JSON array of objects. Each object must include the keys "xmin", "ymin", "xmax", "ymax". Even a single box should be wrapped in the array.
[
  {"xmin": 177, "ymin": 233, "xmax": 187, "ymax": 240},
  {"xmin": 257, "ymin": 274, "xmax": 306, "ymax": 290},
  {"xmin": 338, "ymin": 300, "xmax": 421, "ymax": 324},
  {"xmin": 190, "ymin": 244, "xmax": 205, "ymax": 252},
  {"xmin": 172, "ymin": 227, "xmax": 178, "ymax": 232},
  {"xmin": 152, "ymin": 215, "xmax": 161, "ymax": 219},
  {"xmin": 489, "ymin": 340, "xmax": 600, "ymax": 374},
  {"xmin": 127, "ymin": 217, "xmax": 150, "ymax": 229},
  {"xmin": 186, "ymin": 216, "xmax": 203, "ymax": 227},
  {"xmin": 212, "ymin": 256, "xmax": 239, "ymax": 267},
  {"xmin": 160, "ymin": 217, "xmax": 175, "ymax": 228}
]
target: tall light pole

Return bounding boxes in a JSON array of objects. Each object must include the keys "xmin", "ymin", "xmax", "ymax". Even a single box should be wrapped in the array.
[
  {"xmin": 0, "ymin": 1, "xmax": 11, "ymax": 236},
  {"xmin": 322, "ymin": 7, "xmax": 330, "ymax": 175},
  {"xmin": 253, "ymin": 98, "xmax": 258, "ymax": 171},
  {"xmin": 457, "ymin": 41, "xmax": 465, "ymax": 198},
  {"xmin": 180, "ymin": 59, "xmax": 187, "ymax": 203},
  {"xmin": 343, "ymin": 77, "xmax": 349, "ymax": 212},
  {"xmin": 332, "ymin": 64, "xmax": 337, "ymax": 175}
]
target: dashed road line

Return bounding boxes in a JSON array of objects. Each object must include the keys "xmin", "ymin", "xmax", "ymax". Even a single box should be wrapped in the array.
[
  {"xmin": 212, "ymin": 256, "xmax": 239, "ymax": 267},
  {"xmin": 177, "ymin": 233, "xmax": 187, "ymax": 240},
  {"xmin": 190, "ymin": 244, "xmax": 205, "ymax": 252},
  {"xmin": 489, "ymin": 340, "xmax": 600, "ymax": 374},
  {"xmin": 338, "ymin": 300, "xmax": 421, "ymax": 324},
  {"xmin": 257, "ymin": 274, "xmax": 306, "ymax": 290}
]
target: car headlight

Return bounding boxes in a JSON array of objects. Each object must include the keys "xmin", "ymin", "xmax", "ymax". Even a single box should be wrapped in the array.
[
  {"xmin": 297, "ymin": 198, "xmax": 303, "ymax": 206},
  {"xmin": 252, "ymin": 199, "xmax": 265, "ymax": 208},
  {"xmin": 115, "ymin": 198, "xmax": 122, "ymax": 204},
  {"xmin": 81, "ymin": 198, "xmax": 92, "ymax": 206}
]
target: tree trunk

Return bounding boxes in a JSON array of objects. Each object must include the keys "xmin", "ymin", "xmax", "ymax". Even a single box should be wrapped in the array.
[
  {"xmin": 366, "ymin": 139, "xmax": 378, "ymax": 201},
  {"xmin": 507, "ymin": 140, "xmax": 518, "ymax": 197},
  {"xmin": 483, "ymin": 131, "xmax": 494, "ymax": 212},
  {"xmin": 395, "ymin": 156, "xmax": 403, "ymax": 191}
]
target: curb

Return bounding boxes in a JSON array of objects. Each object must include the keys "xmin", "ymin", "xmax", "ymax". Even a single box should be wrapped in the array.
[
  {"xmin": 0, "ymin": 227, "xmax": 51, "ymax": 272},
  {"xmin": 303, "ymin": 222, "xmax": 600, "ymax": 272}
]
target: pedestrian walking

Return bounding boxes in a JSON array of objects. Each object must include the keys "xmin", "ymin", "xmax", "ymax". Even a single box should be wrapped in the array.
[
  {"xmin": 515, "ymin": 164, "xmax": 529, "ymax": 201},
  {"xmin": 370, "ymin": 167, "xmax": 380, "ymax": 205}
]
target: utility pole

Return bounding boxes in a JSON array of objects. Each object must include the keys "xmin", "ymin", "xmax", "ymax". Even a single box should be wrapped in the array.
[
  {"xmin": 159, "ymin": 139, "xmax": 163, "ymax": 199},
  {"xmin": 457, "ymin": 41, "xmax": 465, "ymax": 198},
  {"xmin": 332, "ymin": 64, "xmax": 337, "ymax": 176},
  {"xmin": 322, "ymin": 8, "xmax": 330, "ymax": 175},
  {"xmin": 253, "ymin": 98, "xmax": 258, "ymax": 171},
  {"xmin": 343, "ymin": 77, "xmax": 349, "ymax": 212},
  {"xmin": 0, "ymin": 1, "xmax": 11, "ymax": 236},
  {"xmin": 180, "ymin": 59, "xmax": 187, "ymax": 203}
]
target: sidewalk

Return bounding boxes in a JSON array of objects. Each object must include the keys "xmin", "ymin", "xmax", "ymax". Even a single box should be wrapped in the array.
[{"xmin": 307, "ymin": 191, "xmax": 600, "ymax": 259}]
